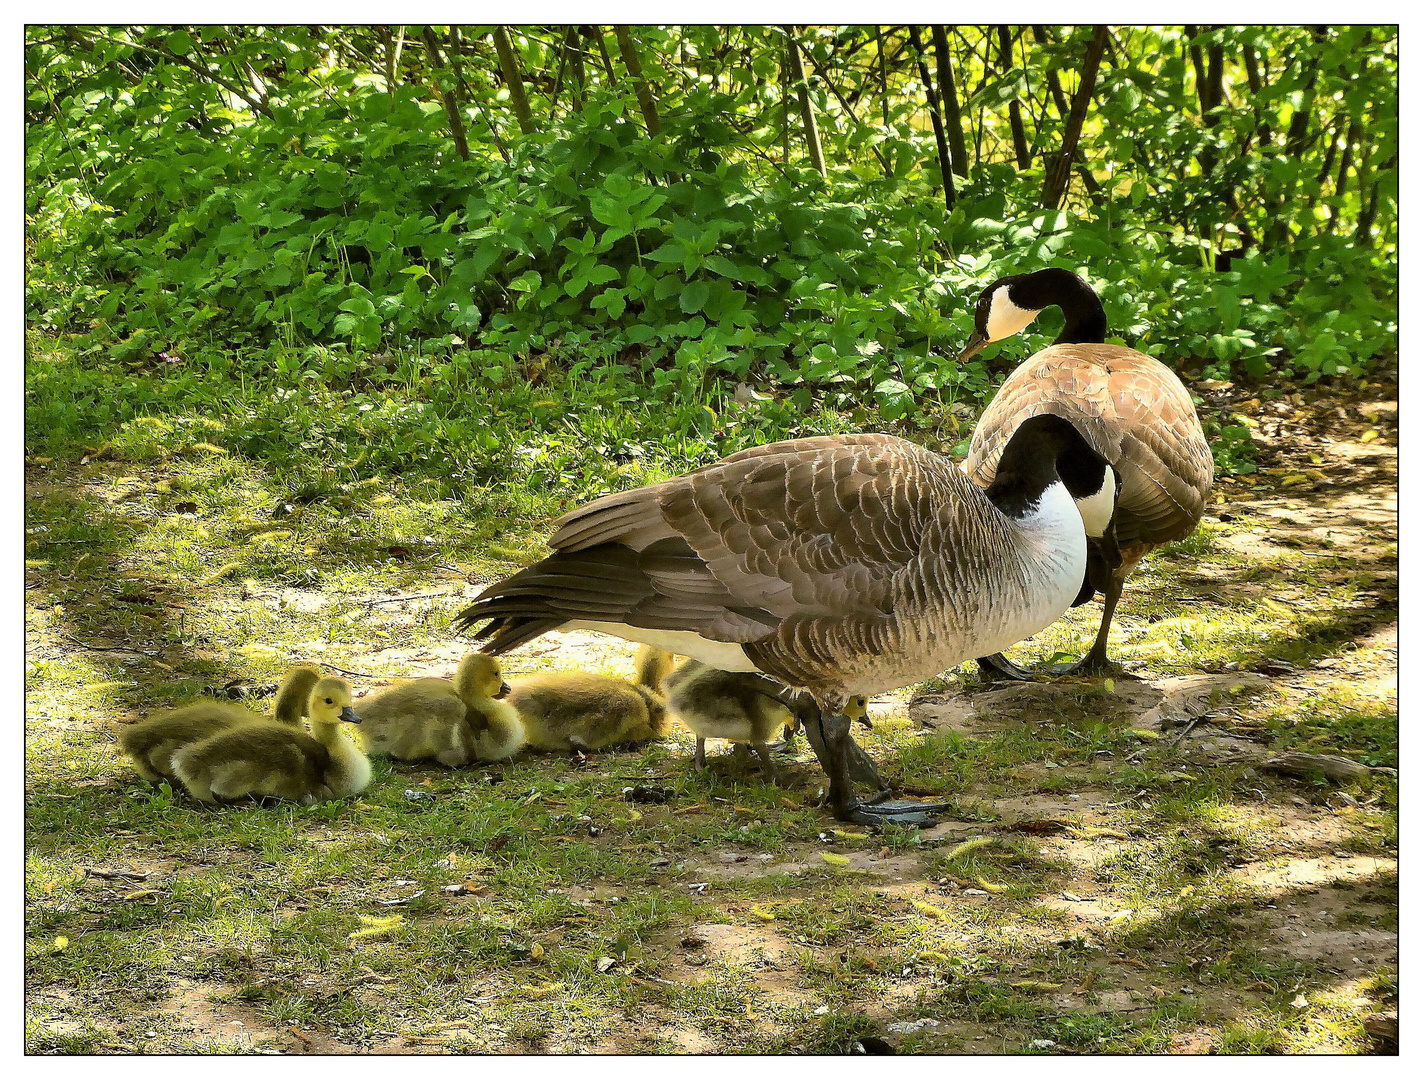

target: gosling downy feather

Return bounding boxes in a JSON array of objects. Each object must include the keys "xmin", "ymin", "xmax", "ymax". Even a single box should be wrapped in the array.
[
  {"xmin": 454, "ymin": 414, "xmax": 1114, "ymax": 823},
  {"xmin": 171, "ymin": 676, "xmax": 370, "ymax": 804},
  {"xmin": 957, "ymin": 267, "xmax": 1213, "ymax": 673},
  {"xmin": 506, "ymin": 645, "xmax": 673, "ymax": 753},
  {"xmin": 359, "ymin": 653, "xmax": 524, "ymax": 765},
  {"xmin": 662, "ymin": 661, "xmax": 798, "ymax": 779},
  {"xmin": 119, "ymin": 664, "xmax": 321, "ymax": 786}
]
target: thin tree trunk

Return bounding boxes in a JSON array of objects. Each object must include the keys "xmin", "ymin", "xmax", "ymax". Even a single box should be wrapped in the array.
[
  {"xmin": 1241, "ymin": 40, "xmax": 1273, "ymax": 147},
  {"xmin": 613, "ymin": 25, "xmax": 662, "ymax": 136},
  {"xmin": 781, "ymin": 40, "xmax": 791, "ymax": 164},
  {"xmin": 491, "ymin": 26, "xmax": 535, "ymax": 135},
  {"xmin": 784, "ymin": 26, "xmax": 826, "ymax": 177},
  {"xmin": 930, "ymin": 25, "xmax": 969, "ymax": 177},
  {"xmin": 908, "ymin": 25, "xmax": 954, "ymax": 211},
  {"xmin": 875, "ymin": 26, "xmax": 891, "ymax": 127},
  {"xmin": 586, "ymin": 26, "xmax": 616, "ymax": 81},
  {"xmin": 566, "ymin": 26, "xmax": 586, "ymax": 109},
  {"xmin": 1355, "ymin": 153, "xmax": 1391, "ymax": 245},
  {"xmin": 1032, "ymin": 25, "xmax": 1105, "ymax": 203},
  {"xmin": 1042, "ymin": 25, "xmax": 1108, "ymax": 210},
  {"xmin": 546, "ymin": 31, "xmax": 571, "ymax": 117},
  {"xmin": 420, "ymin": 28, "xmax": 470, "ymax": 160},
  {"xmin": 803, "ymin": 43, "xmax": 892, "ymax": 177},
  {"xmin": 383, "ymin": 26, "xmax": 405, "ymax": 100},
  {"xmin": 1283, "ymin": 27, "xmax": 1328, "ymax": 156},
  {"xmin": 998, "ymin": 25, "xmax": 1031, "ymax": 169}
]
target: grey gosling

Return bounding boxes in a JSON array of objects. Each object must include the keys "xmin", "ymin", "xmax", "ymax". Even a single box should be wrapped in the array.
[{"xmin": 662, "ymin": 661, "xmax": 808, "ymax": 782}]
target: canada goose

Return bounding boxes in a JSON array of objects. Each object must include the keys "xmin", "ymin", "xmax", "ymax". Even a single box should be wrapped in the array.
[
  {"xmin": 662, "ymin": 661, "xmax": 806, "ymax": 782},
  {"xmin": 506, "ymin": 645, "xmax": 674, "ymax": 753},
  {"xmin": 119, "ymin": 664, "xmax": 322, "ymax": 787},
  {"xmin": 170, "ymin": 676, "xmax": 370, "ymax": 804},
  {"xmin": 359, "ymin": 652, "xmax": 524, "ymax": 765},
  {"xmin": 455, "ymin": 414, "xmax": 1117, "ymax": 823},
  {"xmin": 956, "ymin": 267, "xmax": 1214, "ymax": 676}
]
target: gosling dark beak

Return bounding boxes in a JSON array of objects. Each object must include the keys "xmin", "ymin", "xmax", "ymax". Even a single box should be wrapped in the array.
[
  {"xmin": 495, "ymin": 681, "xmax": 512, "ymax": 699},
  {"xmin": 340, "ymin": 706, "xmax": 362, "ymax": 725},
  {"xmin": 955, "ymin": 329, "xmax": 990, "ymax": 364}
]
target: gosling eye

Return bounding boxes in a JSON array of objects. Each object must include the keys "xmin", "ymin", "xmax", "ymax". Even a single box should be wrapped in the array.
[{"xmin": 325, "ymin": 698, "xmax": 333, "ymax": 705}]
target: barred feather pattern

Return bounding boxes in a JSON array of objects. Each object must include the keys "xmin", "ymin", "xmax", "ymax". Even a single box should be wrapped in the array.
[
  {"xmin": 964, "ymin": 344, "xmax": 1213, "ymax": 569},
  {"xmin": 460, "ymin": 434, "xmax": 1088, "ymax": 704}
]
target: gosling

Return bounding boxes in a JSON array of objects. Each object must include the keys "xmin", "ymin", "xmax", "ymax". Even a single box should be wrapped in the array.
[
  {"xmin": 506, "ymin": 646, "xmax": 674, "ymax": 753},
  {"xmin": 358, "ymin": 652, "xmax": 525, "ymax": 765},
  {"xmin": 170, "ymin": 676, "xmax": 370, "ymax": 804},
  {"xmin": 662, "ymin": 661, "xmax": 804, "ymax": 781},
  {"xmin": 119, "ymin": 664, "xmax": 322, "ymax": 787}
]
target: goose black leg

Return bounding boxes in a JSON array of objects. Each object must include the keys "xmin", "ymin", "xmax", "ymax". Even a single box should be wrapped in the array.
[
  {"xmin": 798, "ymin": 696, "xmax": 882, "ymax": 787},
  {"xmin": 1050, "ymin": 574, "xmax": 1132, "ymax": 677},
  {"xmin": 693, "ymin": 737, "xmax": 707, "ymax": 771},
  {"xmin": 817, "ymin": 706, "xmax": 951, "ymax": 826}
]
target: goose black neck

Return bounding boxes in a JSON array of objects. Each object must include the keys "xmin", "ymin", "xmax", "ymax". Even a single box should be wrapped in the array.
[
  {"xmin": 984, "ymin": 413, "xmax": 1107, "ymax": 520},
  {"xmin": 1011, "ymin": 268, "xmax": 1107, "ymax": 345}
]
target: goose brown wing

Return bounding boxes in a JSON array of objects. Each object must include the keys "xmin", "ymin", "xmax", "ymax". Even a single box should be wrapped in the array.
[
  {"xmin": 458, "ymin": 434, "xmax": 964, "ymax": 649},
  {"xmin": 965, "ymin": 345, "xmax": 1213, "ymax": 549}
]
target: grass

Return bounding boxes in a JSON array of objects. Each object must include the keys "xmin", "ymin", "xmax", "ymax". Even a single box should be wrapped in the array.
[{"xmin": 24, "ymin": 333, "xmax": 1398, "ymax": 1053}]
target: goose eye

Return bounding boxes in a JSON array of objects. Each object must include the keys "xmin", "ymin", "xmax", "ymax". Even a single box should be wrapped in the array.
[{"xmin": 325, "ymin": 697, "xmax": 333, "ymax": 705}]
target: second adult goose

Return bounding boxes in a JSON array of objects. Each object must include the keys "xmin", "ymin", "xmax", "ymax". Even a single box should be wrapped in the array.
[
  {"xmin": 956, "ymin": 268, "xmax": 1214, "ymax": 676},
  {"xmin": 455, "ymin": 414, "xmax": 1117, "ymax": 823}
]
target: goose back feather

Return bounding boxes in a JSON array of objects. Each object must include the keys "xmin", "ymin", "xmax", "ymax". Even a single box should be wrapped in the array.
[{"xmin": 964, "ymin": 345, "xmax": 1212, "ymax": 566}]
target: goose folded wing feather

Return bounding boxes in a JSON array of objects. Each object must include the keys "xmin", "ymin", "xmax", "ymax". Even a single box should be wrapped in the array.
[{"xmin": 529, "ymin": 436, "xmax": 953, "ymax": 644}]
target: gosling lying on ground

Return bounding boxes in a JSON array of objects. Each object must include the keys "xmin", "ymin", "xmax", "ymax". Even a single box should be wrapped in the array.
[
  {"xmin": 119, "ymin": 664, "xmax": 322, "ymax": 786},
  {"xmin": 662, "ymin": 661, "xmax": 811, "ymax": 782},
  {"xmin": 358, "ymin": 653, "xmax": 525, "ymax": 765},
  {"xmin": 506, "ymin": 646, "xmax": 674, "ymax": 752},
  {"xmin": 171, "ymin": 676, "xmax": 370, "ymax": 804}
]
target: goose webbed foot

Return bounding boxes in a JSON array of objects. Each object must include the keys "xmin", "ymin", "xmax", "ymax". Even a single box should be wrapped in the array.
[
  {"xmin": 975, "ymin": 653, "xmax": 1038, "ymax": 682},
  {"xmin": 832, "ymin": 789, "xmax": 952, "ymax": 827},
  {"xmin": 1045, "ymin": 645, "xmax": 1136, "ymax": 679}
]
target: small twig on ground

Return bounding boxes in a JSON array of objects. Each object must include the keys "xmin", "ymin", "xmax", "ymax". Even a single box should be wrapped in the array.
[
  {"xmin": 321, "ymin": 663, "xmax": 378, "ymax": 679},
  {"xmin": 363, "ymin": 592, "xmax": 452, "ymax": 606},
  {"xmin": 60, "ymin": 632, "xmax": 162, "ymax": 659},
  {"xmin": 1170, "ymin": 716, "xmax": 1207, "ymax": 749},
  {"xmin": 84, "ymin": 867, "xmax": 149, "ymax": 881}
]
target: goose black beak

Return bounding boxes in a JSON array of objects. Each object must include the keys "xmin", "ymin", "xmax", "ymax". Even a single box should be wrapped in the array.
[
  {"xmin": 955, "ymin": 329, "xmax": 990, "ymax": 364},
  {"xmin": 496, "ymin": 681, "xmax": 512, "ymax": 699},
  {"xmin": 340, "ymin": 706, "xmax": 362, "ymax": 725}
]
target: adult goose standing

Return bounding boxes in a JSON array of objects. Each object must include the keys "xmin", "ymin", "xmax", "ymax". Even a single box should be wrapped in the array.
[
  {"xmin": 454, "ymin": 413, "xmax": 1117, "ymax": 823},
  {"xmin": 956, "ymin": 268, "xmax": 1214, "ymax": 677}
]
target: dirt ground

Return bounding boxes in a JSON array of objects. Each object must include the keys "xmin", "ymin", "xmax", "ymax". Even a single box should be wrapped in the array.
[{"xmin": 25, "ymin": 382, "xmax": 1397, "ymax": 1054}]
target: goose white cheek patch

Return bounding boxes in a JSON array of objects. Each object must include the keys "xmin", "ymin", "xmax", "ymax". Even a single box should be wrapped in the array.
[
  {"xmin": 1074, "ymin": 466, "xmax": 1116, "ymax": 538},
  {"xmin": 985, "ymin": 287, "xmax": 1040, "ymax": 342}
]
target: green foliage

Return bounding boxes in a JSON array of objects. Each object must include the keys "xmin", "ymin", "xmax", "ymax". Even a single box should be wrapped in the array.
[{"xmin": 25, "ymin": 25, "xmax": 1396, "ymax": 408}]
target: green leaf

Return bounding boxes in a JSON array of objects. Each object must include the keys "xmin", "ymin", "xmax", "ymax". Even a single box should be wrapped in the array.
[
  {"xmin": 681, "ymin": 281, "xmax": 711, "ymax": 313},
  {"xmin": 166, "ymin": 30, "xmax": 194, "ymax": 54}
]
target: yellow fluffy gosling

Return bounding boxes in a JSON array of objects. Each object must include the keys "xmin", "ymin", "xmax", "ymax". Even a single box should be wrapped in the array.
[
  {"xmin": 119, "ymin": 664, "xmax": 322, "ymax": 786},
  {"xmin": 507, "ymin": 646, "xmax": 674, "ymax": 752},
  {"xmin": 170, "ymin": 676, "xmax": 370, "ymax": 804},
  {"xmin": 359, "ymin": 652, "xmax": 525, "ymax": 765}
]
